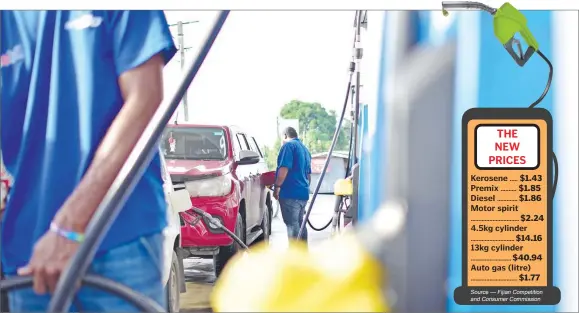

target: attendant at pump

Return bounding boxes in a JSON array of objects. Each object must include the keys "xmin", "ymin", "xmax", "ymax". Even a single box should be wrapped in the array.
[
  {"xmin": 1, "ymin": 10, "xmax": 176, "ymax": 312},
  {"xmin": 273, "ymin": 127, "xmax": 312, "ymax": 242}
]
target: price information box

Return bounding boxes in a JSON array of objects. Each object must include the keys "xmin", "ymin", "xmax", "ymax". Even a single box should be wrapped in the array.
[{"xmin": 454, "ymin": 108, "xmax": 560, "ymax": 306}]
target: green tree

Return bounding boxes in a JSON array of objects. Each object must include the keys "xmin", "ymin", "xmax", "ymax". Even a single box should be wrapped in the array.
[
  {"xmin": 280, "ymin": 100, "xmax": 337, "ymax": 145},
  {"xmin": 336, "ymin": 120, "xmax": 352, "ymax": 152},
  {"xmin": 262, "ymin": 137, "xmax": 281, "ymax": 170},
  {"xmin": 263, "ymin": 100, "xmax": 353, "ymax": 170}
]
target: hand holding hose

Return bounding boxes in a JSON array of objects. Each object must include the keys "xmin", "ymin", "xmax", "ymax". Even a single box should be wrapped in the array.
[
  {"xmin": 18, "ymin": 231, "xmax": 80, "ymax": 295},
  {"xmin": 18, "ymin": 195, "xmax": 87, "ymax": 294}
]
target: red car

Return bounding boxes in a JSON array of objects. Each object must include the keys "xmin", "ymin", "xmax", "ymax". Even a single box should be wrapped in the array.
[
  {"xmin": 162, "ymin": 124, "xmax": 275, "ymax": 276},
  {"xmin": 1, "ymin": 161, "xmax": 11, "ymax": 211}
]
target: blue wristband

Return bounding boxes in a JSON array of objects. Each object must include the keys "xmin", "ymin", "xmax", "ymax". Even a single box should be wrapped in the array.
[{"xmin": 50, "ymin": 222, "xmax": 85, "ymax": 243}]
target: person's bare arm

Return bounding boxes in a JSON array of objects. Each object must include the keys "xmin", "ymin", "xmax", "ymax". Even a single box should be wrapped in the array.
[
  {"xmin": 53, "ymin": 54, "xmax": 165, "ymax": 232},
  {"xmin": 275, "ymin": 167, "xmax": 289, "ymax": 187}
]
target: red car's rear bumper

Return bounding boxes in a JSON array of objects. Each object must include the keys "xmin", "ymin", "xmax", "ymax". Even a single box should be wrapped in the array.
[{"xmin": 179, "ymin": 190, "xmax": 240, "ymax": 247}]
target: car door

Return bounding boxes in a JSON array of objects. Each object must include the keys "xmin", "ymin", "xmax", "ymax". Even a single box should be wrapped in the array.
[
  {"xmin": 158, "ymin": 150, "xmax": 181, "ymax": 286},
  {"xmin": 239, "ymin": 133, "xmax": 263, "ymax": 228},
  {"xmin": 233, "ymin": 132, "xmax": 256, "ymax": 226},
  {"xmin": 247, "ymin": 136, "xmax": 268, "ymax": 221}
]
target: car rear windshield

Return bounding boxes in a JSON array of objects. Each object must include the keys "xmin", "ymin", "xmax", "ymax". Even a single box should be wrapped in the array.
[{"xmin": 162, "ymin": 127, "xmax": 228, "ymax": 161}]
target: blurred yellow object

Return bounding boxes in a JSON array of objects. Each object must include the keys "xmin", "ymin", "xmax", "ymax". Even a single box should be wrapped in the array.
[
  {"xmin": 333, "ymin": 178, "xmax": 353, "ymax": 196},
  {"xmin": 211, "ymin": 233, "xmax": 389, "ymax": 312}
]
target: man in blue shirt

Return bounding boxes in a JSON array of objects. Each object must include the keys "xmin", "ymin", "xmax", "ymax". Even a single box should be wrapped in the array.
[
  {"xmin": 274, "ymin": 127, "xmax": 312, "ymax": 242},
  {"xmin": 1, "ymin": 11, "xmax": 176, "ymax": 311}
]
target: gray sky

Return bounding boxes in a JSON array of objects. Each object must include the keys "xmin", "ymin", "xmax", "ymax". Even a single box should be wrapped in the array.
[{"xmin": 163, "ymin": 11, "xmax": 359, "ymax": 147}]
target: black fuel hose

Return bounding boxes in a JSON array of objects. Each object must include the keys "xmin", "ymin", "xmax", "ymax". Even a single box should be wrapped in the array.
[
  {"xmin": 0, "ymin": 275, "xmax": 164, "ymax": 312},
  {"xmin": 297, "ymin": 72, "xmax": 354, "ymax": 240},
  {"xmin": 306, "ymin": 96, "xmax": 354, "ymax": 233},
  {"xmin": 299, "ymin": 11, "xmax": 362, "ymax": 234},
  {"xmin": 530, "ymin": 50, "xmax": 558, "ymax": 199},
  {"xmin": 188, "ymin": 206, "xmax": 249, "ymax": 250},
  {"xmin": 308, "ymin": 215, "xmax": 333, "ymax": 231},
  {"xmin": 266, "ymin": 185, "xmax": 334, "ymax": 231}
]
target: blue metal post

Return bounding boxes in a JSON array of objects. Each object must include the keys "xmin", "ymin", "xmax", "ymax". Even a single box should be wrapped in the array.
[
  {"xmin": 357, "ymin": 104, "xmax": 370, "ymax": 222},
  {"xmin": 361, "ymin": 12, "xmax": 389, "ymax": 222},
  {"xmin": 368, "ymin": 9, "xmax": 560, "ymax": 313}
]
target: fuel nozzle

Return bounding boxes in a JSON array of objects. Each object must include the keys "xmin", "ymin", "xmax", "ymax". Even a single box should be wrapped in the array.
[{"xmin": 440, "ymin": 1, "xmax": 539, "ymax": 67}]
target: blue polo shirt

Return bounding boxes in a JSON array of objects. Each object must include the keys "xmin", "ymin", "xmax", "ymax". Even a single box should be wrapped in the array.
[
  {"xmin": 276, "ymin": 138, "xmax": 312, "ymax": 200},
  {"xmin": 0, "ymin": 11, "xmax": 176, "ymax": 274}
]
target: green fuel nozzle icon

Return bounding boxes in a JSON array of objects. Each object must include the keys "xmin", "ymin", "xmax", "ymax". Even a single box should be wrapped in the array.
[{"xmin": 441, "ymin": 1, "xmax": 539, "ymax": 67}]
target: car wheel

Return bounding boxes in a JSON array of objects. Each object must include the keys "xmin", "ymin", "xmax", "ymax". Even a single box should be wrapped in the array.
[
  {"xmin": 255, "ymin": 201, "xmax": 272, "ymax": 244},
  {"xmin": 213, "ymin": 212, "xmax": 244, "ymax": 277},
  {"xmin": 166, "ymin": 251, "xmax": 181, "ymax": 313}
]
